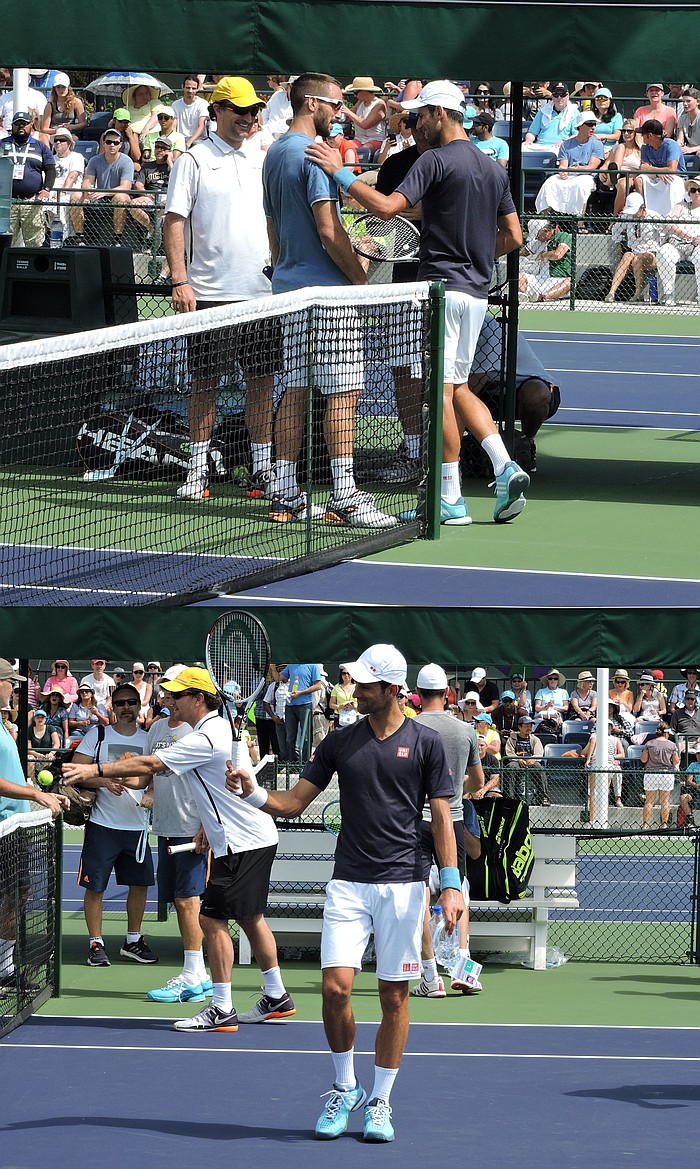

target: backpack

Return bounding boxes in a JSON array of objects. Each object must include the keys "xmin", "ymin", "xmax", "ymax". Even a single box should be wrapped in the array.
[
  {"xmin": 43, "ymin": 724, "xmax": 106, "ymax": 826},
  {"xmin": 467, "ymin": 795, "xmax": 535, "ymax": 903},
  {"xmin": 76, "ymin": 410, "xmax": 229, "ymax": 483}
]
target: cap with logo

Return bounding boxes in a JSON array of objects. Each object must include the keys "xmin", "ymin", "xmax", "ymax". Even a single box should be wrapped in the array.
[
  {"xmin": 341, "ymin": 644, "xmax": 407, "ymax": 687},
  {"xmin": 210, "ymin": 77, "xmax": 265, "ymax": 108},
  {"xmin": 551, "ymin": 83, "xmax": 569, "ymax": 95},
  {"xmin": 501, "ymin": 690, "xmax": 516, "ymax": 700},
  {"xmin": 11, "ymin": 111, "xmax": 32, "ymax": 124},
  {"xmin": 470, "ymin": 667, "xmax": 486, "ymax": 683},
  {"xmin": 113, "ymin": 107, "xmax": 131, "ymax": 122},
  {"xmin": 403, "ymin": 80, "xmax": 465, "ymax": 112},
  {"xmin": 53, "ymin": 72, "xmax": 70, "ymax": 88},
  {"xmin": 162, "ymin": 663, "xmax": 187, "ymax": 682},
  {"xmin": 475, "ymin": 712, "xmax": 493, "ymax": 725},
  {"xmin": 160, "ymin": 666, "xmax": 218, "ymax": 696},
  {"xmin": 416, "ymin": 663, "xmax": 448, "ymax": 691}
]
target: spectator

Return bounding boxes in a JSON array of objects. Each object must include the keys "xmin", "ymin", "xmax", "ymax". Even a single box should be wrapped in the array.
[
  {"xmin": 523, "ymin": 82, "xmax": 579, "ymax": 151},
  {"xmin": 0, "ymin": 85, "xmax": 47, "ymax": 135},
  {"xmin": 493, "ymin": 691, "xmax": 520, "ymax": 736},
  {"xmin": 669, "ymin": 667, "xmax": 700, "ymax": 712},
  {"xmin": 609, "ymin": 669, "xmax": 635, "ymax": 714},
  {"xmin": 38, "ymin": 658, "xmax": 78, "ymax": 704},
  {"xmin": 108, "ymin": 107, "xmax": 142, "ymax": 163},
  {"xmin": 328, "ymin": 122, "xmax": 362, "ymax": 172},
  {"xmin": 280, "ymin": 663, "xmax": 322, "ymax": 764},
  {"xmin": 172, "ymin": 75, "xmax": 210, "ymax": 147},
  {"xmin": 375, "ymin": 113, "xmax": 415, "ymax": 164},
  {"xmin": 251, "ymin": 669, "xmax": 277, "ymax": 760},
  {"xmin": 261, "ymin": 74, "xmax": 296, "ymax": 139},
  {"xmin": 66, "ymin": 684, "xmax": 110, "ymax": 743},
  {"xmin": 606, "ymin": 195, "xmax": 662, "ymax": 303},
  {"xmin": 457, "ymin": 691, "xmax": 482, "ymax": 724},
  {"xmin": 329, "ymin": 667, "xmax": 358, "ymax": 728},
  {"xmin": 48, "ymin": 127, "xmax": 84, "ymax": 236},
  {"xmin": 633, "ymin": 673, "xmax": 667, "ymax": 722},
  {"xmin": 503, "ymin": 714, "xmax": 549, "ymax": 804},
  {"xmin": 535, "ymin": 112, "xmax": 605, "ymax": 218},
  {"xmin": 518, "ymin": 219, "xmax": 572, "ymax": 302},
  {"xmin": 128, "ymin": 137, "xmax": 175, "ymax": 248},
  {"xmin": 312, "ymin": 666, "xmax": 332, "ymax": 748},
  {"xmin": 668, "ymin": 691, "xmax": 700, "ymax": 744},
  {"xmin": 27, "ymin": 708, "xmax": 61, "ymax": 774},
  {"xmin": 80, "ymin": 658, "xmax": 115, "ymax": 706},
  {"xmin": 510, "ymin": 671, "xmax": 533, "ymax": 715},
  {"xmin": 468, "ymin": 667, "xmax": 499, "ymax": 714},
  {"xmin": 655, "ymin": 180, "xmax": 700, "ymax": 306},
  {"xmin": 39, "ymin": 72, "xmax": 86, "ymax": 143},
  {"xmin": 36, "ymin": 688, "xmax": 70, "ymax": 743},
  {"xmin": 342, "ymin": 77, "xmax": 388, "ymax": 154},
  {"xmin": 641, "ymin": 723, "xmax": 679, "ymax": 830},
  {"xmin": 473, "ymin": 712, "xmax": 501, "ymax": 778},
  {"xmin": 473, "ymin": 82, "xmax": 499, "ymax": 115},
  {"xmin": 634, "ymin": 84, "xmax": 677, "ymax": 138},
  {"xmin": 522, "ymin": 81, "xmax": 553, "ymax": 121},
  {"xmin": 640, "ymin": 119, "xmax": 687, "ymax": 216},
  {"xmin": 145, "ymin": 105, "xmax": 186, "ymax": 158},
  {"xmin": 678, "ymin": 742, "xmax": 700, "ymax": 828},
  {"xmin": 677, "ymin": 88, "xmax": 700, "ymax": 157},
  {"xmin": 385, "ymin": 78, "xmax": 423, "ymax": 114},
  {"xmin": 572, "ymin": 81, "xmax": 602, "ymax": 111},
  {"xmin": 470, "ymin": 112, "xmax": 508, "ymax": 167},
  {"xmin": 121, "ymin": 82, "xmax": 161, "ymax": 138},
  {"xmin": 131, "ymin": 662, "xmax": 153, "ymax": 724},
  {"xmin": 70, "ymin": 129, "xmax": 134, "ymax": 247},
  {"xmin": 591, "ymin": 88, "xmax": 623, "ymax": 151},
  {"xmin": 582, "ymin": 719, "xmax": 625, "ymax": 818},
  {"xmin": 568, "ymin": 671, "xmax": 597, "ymax": 720},
  {"xmin": 0, "ymin": 111, "xmax": 55, "ymax": 247},
  {"xmin": 596, "ymin": 121, "xmax": 643, "ymax": 216},
  {"xmin": 534, "ymin": 668, "xmax": 570, "ymax": 723},
  {"xmin": 263, "ymin": 664, "xmax": 288, "ymax": 758}
]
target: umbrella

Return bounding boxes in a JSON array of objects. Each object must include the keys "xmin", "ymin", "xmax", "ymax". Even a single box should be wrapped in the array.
[{"xmin": 85, "ymin": 71, "xmax": 173, "ymax": 97}]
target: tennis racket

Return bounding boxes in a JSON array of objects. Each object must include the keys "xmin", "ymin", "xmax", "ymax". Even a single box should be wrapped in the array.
[
  {"xmin": 82, "ymin": 413, "xmax": 162, "ymax": 482},
  {"xmin": 322, "ymin": 800, "xmax": 342, "ymax": 837},
  {"xmin": 135, "ymin": 805, "xmax": 151, "ymax": 864},
  {"xmin": 345, "ymin": 213, "xmax": 420, "ymax": 262},
  {"xmin": 205, "ymin": 610, "xmax": 271, "ymax": 770}
]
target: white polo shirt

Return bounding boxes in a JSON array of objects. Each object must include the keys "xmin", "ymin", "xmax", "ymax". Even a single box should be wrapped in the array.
[
  {"xmin": 153, "ymin": 711, "xmax": 278, "ymax": 858},
  {"xmin": 165, "ymin": 132, "xmax": 270, "ymax": 302}
]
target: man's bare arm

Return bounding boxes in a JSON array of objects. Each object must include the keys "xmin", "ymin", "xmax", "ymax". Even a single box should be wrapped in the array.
[
  {"xmin": 312, "ymin": 200, "xmax": 368, "ymax": 284},
  {"xmin": 495, "ymin": 210, "xmax": 523, "ymax": 256}
]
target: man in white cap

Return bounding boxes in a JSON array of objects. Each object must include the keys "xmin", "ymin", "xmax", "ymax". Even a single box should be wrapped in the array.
[
  {"xmin": 468, "ymin": 666, "xmax": 500, "ymax": 713},
  {"xmin": 307, "ymin": 80, "xmax": 528, "ymax": 528},
  {"xmin": 226, "ymin": 643, "xmax": 464, "ymax": 1143},
  {"xmin": 413, "ymin": 663, "xmax": 484, "ymax": 996}
]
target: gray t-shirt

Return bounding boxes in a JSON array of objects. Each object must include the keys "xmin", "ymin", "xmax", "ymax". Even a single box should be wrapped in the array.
[
  {"xmin": 416, "ymin": 710, "xmax": 479, "ymax": 821},
  {"xmin": 146, "ymin": 716, "xmax": 201, "ymax": 837},
  {"xmin": 678, "ymin": 111, "xmax": 700, "ymax": 147},
  {"xmin": 86, "ymin": 152, "xmax": 134, "ymax": 190}
]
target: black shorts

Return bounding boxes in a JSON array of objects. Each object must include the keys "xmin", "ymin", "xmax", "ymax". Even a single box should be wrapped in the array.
[
  {"xmin": 419, "ymin": 820, "xmax": 467, "ymax": 885},
  {"xmin": 200, "ymin": 843, "xmax": 276, "ymax": 922},
  {"xmin": 188, "ymin": 305, "xmax": 282, "ymax": 383},
  {"xmin": 482, "ymin": 377, "xmax": 561, "ymax": 422},
  {"xmin": 78, "ymin": 821, "xmax": 155, "ymax": 894},
  {"xmin": 0, "ymin": 834, "xmax": 30, "ymax": 900}
]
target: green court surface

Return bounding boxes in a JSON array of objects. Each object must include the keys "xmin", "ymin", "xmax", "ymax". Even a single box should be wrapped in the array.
[{"xmin": 519, "ymin": 307, "xmax": 700, "ymax": 337}]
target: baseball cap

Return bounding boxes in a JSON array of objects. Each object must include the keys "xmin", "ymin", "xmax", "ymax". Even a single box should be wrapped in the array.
[
  {"xmin": 416, "ymin": 663, "xmax": 448, "ymax": 691},
  {"xmin": 519, "ymin": 715, "xmax": 534, "ymax": 725},
  {"xmin": 133, "ymin": 661, "xmax": 146, "ymax": 672},
  {"xmin": 210, "ymin": 76, "xmax": 265, "ymax": 108},
  {"xmin": 147, "ymin": 661, "xmax": 162, "ymax": 671},
  {"xmin": 402, "ymin": 80, "xmax": 465, "ymax": 112},
  {"xmin": 646, "ymin": 82, "xmax": 664, "ymax": 92},
  {"xmin": 53, "ymin": 72, "xmax": 70, "ymax": 88},
  {"xmin": 470, "ymin": 668, "xmax": 486, "ymax": 683},
  {"xmin": 472, "ymin": 111, "xmax": 495, "ymax": 129},
  {"xmin": 53, "ymin": 127, "xmax": 75, "ymax": 142},
  {"xmin": 154, "ymin": 104, "xmax": 176, "ymax": 117},
  {"xmin": 112, "ymin": 666, "xmax": 126, "ymax": 676},
  {"xmin": 622, "ymin": 191, "xmax": 644, "ymax": 215},
  {"xmin": 33, "ymin": 709, "xmax": 47, "ymax": 718},
  {"xmin": 577, "ymin": 111, "xmax": 598, "ymax": 127},
  {"xmin": 113, "ymin": 107, "xmax": 131, "ymax": 122},
  {"xmin": 475, "ymin": 712, "xmax": 493, "ymax": 725},
  {"xmin": 652, "ymin": 669, "xmax": 664, "ymax": 681},
  {"xmin": 11, "ymin": 111, "xmax": 32, "ymax": 124},
  {"xmin": 328, "ymin": 123, "xmax": 344, "ymax": 137},
  {"xmin": 342, "ymin": 645, "xmax": 407, "ymax": 686},
  {"xmin": 551, "ymin": 83, "xmax": 569, "ymax": 95},
  {"xmin": 595, "ymin": 87, "xmax": 613, "ymax": 100},
  {"xmin": 510, "ymin": 671, "xmax": 524, "ymax": 681},
  {"xmin": 685, "ymin": 690, "xmax": 698, "ymax": 698},
  {"xmin": 0, "ymin": 658, "xmax": 26, "ymax": 682},
  {"xmin": 501, "ymin": 690, "xmax": 516, "ymax": 700},
  {"xmin": 160, "ymin": 666, "xmax": 218, "ymax": 696},
  {"xmin": 154, "ymin": 136, "xmax": 172, "ymax": 147},
  {"xmin": 112, "ymin": 682, "xmax": 141, "ymax": 699},
  {"xmin": 162, "ymin": 663, "xmax": 187, "ymax": 682}
]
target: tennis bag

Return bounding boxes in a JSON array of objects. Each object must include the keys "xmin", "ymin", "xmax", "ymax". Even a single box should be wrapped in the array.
[
  {"xmin": 466, "ymin": 796, "xmax": 535, "ymax": 903},
  {"xmin": 76, "ymin": 410, "xmax": 229, "ymax": 482},
  {"xmin": 40, "ymin": 725, "xmax": 109, "ymax": 826}
]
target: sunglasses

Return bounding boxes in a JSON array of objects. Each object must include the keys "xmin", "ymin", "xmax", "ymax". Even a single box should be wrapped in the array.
[
  {"xmin": 305, "ymin": 94, "xmax": 344, "ymax": 111},
  {"xmin": 465, "ymin": 700, "xmax": 477, "ymax": 705},
  {"xmin": 622, "ymin": 128, "xmax": 636, "ymax": 133},
  {"xmin": 133, "ymin": 669, "xmax": 144, "ymax": 674},
  {"xmin": 216, "ymin": 101, "xmax": 262, "ymax": 115},
  {"xmin": 113, "ymin": 698, "xmax": 139, "ymax": 707},
  {"xmin": 55, "ymin": 664, "xmax": 68, "ymax": 669},
  {"xmin": 477, "ymin": 89, "xmax": 491, "ymax": 95},
  {"xmin": 104, "ymin": 138, "xmax": 121, "ymax": 146}
]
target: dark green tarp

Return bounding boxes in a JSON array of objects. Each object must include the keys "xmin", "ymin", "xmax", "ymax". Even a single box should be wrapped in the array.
[{"xmin": 8, "ymin": 2, "xmax": 699, "ymax": 81}]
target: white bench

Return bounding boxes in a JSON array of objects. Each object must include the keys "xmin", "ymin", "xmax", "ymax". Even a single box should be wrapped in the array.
[{"xmin": 238, "ymin": 830, "xmax": 578, "ymax": 972}]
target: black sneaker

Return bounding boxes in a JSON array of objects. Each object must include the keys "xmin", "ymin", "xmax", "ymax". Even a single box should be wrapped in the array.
[
  {"xmin": 120, "ymin": 936, "xmax": 158, "ymax": 964},
  {"xmin": 87, "ymin": 941, "xmax": 111, "ymax": 967}
]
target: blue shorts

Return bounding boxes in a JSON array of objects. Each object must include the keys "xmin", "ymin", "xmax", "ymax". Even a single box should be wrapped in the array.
[
  {"xmin": 78, "ymin": 821, "xmax": 155, "ymax": 893},
  {"xmin": 157, "ymin": 837, "xmax": 209, "ymax": 902}
]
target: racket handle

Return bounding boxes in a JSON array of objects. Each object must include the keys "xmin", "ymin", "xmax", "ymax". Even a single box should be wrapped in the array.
[
  {"xmin": 167, "ymin": 842, "xmax": 197, "ymax": 855},
  {"xmin": 229, "ymin": 738, "xmax": 251, "ymax": 771}
]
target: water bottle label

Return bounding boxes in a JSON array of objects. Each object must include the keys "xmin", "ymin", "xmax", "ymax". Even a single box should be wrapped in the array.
[{"xmin": 450, "ymin": 954, "xmax": 483, "ymax": 987}]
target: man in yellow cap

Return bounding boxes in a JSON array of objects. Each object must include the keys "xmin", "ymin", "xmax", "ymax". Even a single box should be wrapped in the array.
[
  {"xmin": 164, "ymin": 77, "xmax": 278, "ymax": 503},
  {"xmin": 63, "ymin": 664, "xmax": 294, "ymax": 1032}
]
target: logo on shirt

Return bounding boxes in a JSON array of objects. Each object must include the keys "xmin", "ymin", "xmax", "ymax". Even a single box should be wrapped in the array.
[
  {"xmin": 397, "ymin": 747, "xmax": 410, "ymax": 758},
  {"xmin": 402, "ymin": 962, "xmax": 420, "ymax": 974}
]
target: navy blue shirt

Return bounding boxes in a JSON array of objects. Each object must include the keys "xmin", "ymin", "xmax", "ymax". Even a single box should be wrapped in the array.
[
  {"xmin": 1, "ymin": 133, "xmax": 55, "ymax": 198},
  {"xmin": 301, "ymin": 715, "xmax": 453, "ymax": 882},
  {"xmin": 396, "ymin": 138, "xmax": 516, "ymax": 298}
]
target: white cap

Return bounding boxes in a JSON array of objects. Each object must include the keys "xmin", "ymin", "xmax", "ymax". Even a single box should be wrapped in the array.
[
  {"xmin": 576, "ymin": 111, "xmax": 598, "ymax": 128},
  {"xmin": 622, "ymin": 191, "xmax": 644, "ymax": 214},
  {"xmin": 162, "ymin": 663, "xmax": 187, "ymax": 681},
  {"xmin": 460, "ymin": 691, "xmax": 482, "ymax": 706},
  {"xmin": 416, "ymin": 663, "xmax": 448, "ymax": 691},
  {"xmin": 470, "ymin": 667, "xmax": 486, "ymax": 683},
  {"xmin": 341, "ymin": 644, "xmax": 407, "ymax": 686},
  {"xmin": 54, "ymin": 72, "xmax": 71, "ymax": 88},
  {"xmin": 132, "ymin": 661, "xmax": 145, "ymax": 671},
  {"xmin": 402, "ymin": 79, "xmax": 465, "ymax": 113}
]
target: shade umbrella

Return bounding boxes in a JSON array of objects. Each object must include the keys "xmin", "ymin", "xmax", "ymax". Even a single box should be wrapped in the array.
[{"xmin": 85, "ymin": 71, "xmax": 172, "ymax": 97}]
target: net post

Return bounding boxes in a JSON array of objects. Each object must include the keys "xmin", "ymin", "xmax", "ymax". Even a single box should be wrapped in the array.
[
  {"xmin": 426, "ymin": 281, "xmax": 445, "ymax": 540},
  {"xmin": 53, "ymin": 813, "xmax": 63, "ymax": 998}
]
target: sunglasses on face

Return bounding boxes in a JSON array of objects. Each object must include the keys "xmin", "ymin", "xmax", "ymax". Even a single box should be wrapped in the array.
[
  {"xmin": 305, "ymin": 93, "xmax": 344, "ymax": 111},
  {"xmin": 216, "ymin": 101, "xmax": 262, "ymax": 115},
  {"xmin": 133, "ymin": 670, "xmax": 144, "ymax": 674},
  {"xmin": 113, "ymin": 699, "xmax": 139, "ymax": 707},
  {"xmin": 104, "ymin": 138, "xmax": 121, "ymax": 146},
  {"xmin": 55, "ymin": 664, "xmax": 68, "ymax": 669}
]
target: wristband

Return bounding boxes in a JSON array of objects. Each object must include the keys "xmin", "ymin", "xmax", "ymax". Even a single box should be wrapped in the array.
[
  {"xmin": 171, "ymin": 280, "xmax": 190, "ymax": 289},
  {"xmin": 96, "ymin": 763, "xmax": 103, "ymax": 778},
  {"xmin": 333, "ymin": 167, "xmax": 358, "ymax": 193},
  {"xmin": 243, "ymin": 785, "xmax": 269, "ymax": 809},
  {"xmin": 439, "ymin": 866, "xmax": 461, "ymax": 892}
]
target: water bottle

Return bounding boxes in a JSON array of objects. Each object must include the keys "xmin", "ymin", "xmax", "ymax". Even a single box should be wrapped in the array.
[
  {"xmin": 49, "ymin": 215, "xmax": 64, "ymax": 249},
  {"xmin": 647, "ymin": 274, "xmax": 658, "ymax": 304},
  {"xmin": 429, "ymin": 906, "xmax": 459, "ymax": 973}
]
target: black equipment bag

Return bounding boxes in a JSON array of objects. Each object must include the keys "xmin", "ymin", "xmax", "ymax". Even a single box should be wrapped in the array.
[{"xmin": 467, "ymin": 795, "xmax": 535, "ymax": 903}]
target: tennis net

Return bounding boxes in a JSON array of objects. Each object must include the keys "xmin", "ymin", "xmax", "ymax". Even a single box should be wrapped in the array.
[
  {"xmin": 0, "ymin": 808, "xmax": 59, "ymax": 1038},
  {"xmin": 0, "ymin": 281, "xmax": 440, "ymax": 605}
]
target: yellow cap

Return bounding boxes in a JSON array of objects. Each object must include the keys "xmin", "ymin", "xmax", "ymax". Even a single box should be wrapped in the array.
[
  {"xmin": 210, "ymin": 76, "xmax": 264, "ymax": 107},
  {"xmin": 160, "ymin": 666, "xmax": 218, "ymax": 696}
]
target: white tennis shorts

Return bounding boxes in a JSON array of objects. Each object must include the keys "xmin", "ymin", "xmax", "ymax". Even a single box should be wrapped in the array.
[
  {"xmin": 321, "ymin": 878, "xmax": 425, "ymax": 981},
  {"xmin": 281, "ymin": 307, "xmax": 364, "ymax": 396},
  {"xmin": 443, "ymin": 291, "xmax": 488, "ymax": 383}
]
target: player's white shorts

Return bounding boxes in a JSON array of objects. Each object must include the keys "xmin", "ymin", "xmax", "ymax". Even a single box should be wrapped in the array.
[
  {"xmin": 281, "ymin": 307, "xmax": 364, "ymax": 396},
  {"xmin": 443, "ymin": 291, "xmax": 489, "ymax": 383},
  {"xmin": 321, "ymin": 878, "xmax": 425, "ymax": 981},
  {"xmin": 522, "ymin": 273, "xmax": 569, "ymax": 301}
]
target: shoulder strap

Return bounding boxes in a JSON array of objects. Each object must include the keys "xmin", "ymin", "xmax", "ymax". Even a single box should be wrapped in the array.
[{"xmin": 95, "ymin": 722, "xmax": 106, "ymax": 762}]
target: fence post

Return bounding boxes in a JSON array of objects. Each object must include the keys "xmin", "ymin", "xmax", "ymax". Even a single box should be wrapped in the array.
[{"xmin": 425, "ymin": 281, "xmax": 445, "ymax": 541}]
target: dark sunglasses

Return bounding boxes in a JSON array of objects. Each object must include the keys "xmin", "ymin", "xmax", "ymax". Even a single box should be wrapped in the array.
[
  {"xmin": 104, "ymin": 138, "xmax": 121, "ymax": 146},
  {"xmin": 55, "ymin": 663, "xmax": 68, "ymax": 668},
  {"xmin": 465, "ymin": 700, "xmax": 477, "ymax": 705},
  {"xmin": 133, "ymin": 669, "xmax": 144, "ymax": 674},
  {"xmin": 113, "ymin": 698, "xmax": 139, "ymax": 707},
  {"xmin": 156, "ymin": 114, "xmax": 172, "ymax": 120},
  {"xmin": 216, "ymin": 101, "xmax": 262, "ymax": 115}
]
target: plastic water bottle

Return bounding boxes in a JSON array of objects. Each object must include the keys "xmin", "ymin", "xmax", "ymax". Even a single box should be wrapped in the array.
[
  {"xmin": 647, "ymin": 274, "xmax": 658, "ymax": 303},
  {"xmin": 429, "ymin": 906, "xmax": 459, "ymax": 973},
  {"xmin": 49, "ymin": 215, "xmax": 64, "ymax": 248}
]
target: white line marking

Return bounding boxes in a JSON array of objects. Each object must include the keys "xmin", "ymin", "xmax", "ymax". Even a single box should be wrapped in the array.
[
  {"xmin": 352, "ymin": 561, "xmax": 700, "ymax": 586},
  {"xmin": 548, "ymin": 368, "xmax": 700, "ymax": 378},
  {"xmin": 529, "ymin": 337, "xmax": 700, "ymax": 347}
]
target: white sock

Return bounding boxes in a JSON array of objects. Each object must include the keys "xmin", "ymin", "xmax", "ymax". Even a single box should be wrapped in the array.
[
  {"xmin": 481, "ymin": 434, "xmax": 510, "ymax": 477},
  {"xmin": 89, "ymin": 935, "xmax": 104, "ymax": 949},
  {"xmin": 441, "ymin": 462, "xmax": 461, "ymax": 504},
  {"xmin": 276, "ymin": 459, "xmax": 298, "ymax": 499},
  {"xmin": 459, "ymin": 945, "xmax": 471, "ymax": 961},
  {"xmin": 251, "ymin": 442, "xmax": 273, "ymax": 475},
  {"xmin": 331, "ymin": 458, "xmax": 356, "ymax": 501},
  {"xmin": 371, "ymin": 1066, "xmax": 398, "ymax": 1104},
  {"xmin": 332, "ymin": 1048, "xmax": 356, "ymax": 1091},
  {"xmin": 0, "ymin": 938, "xmax": 15, "ymax": 976},
  {"xmin": 126, "ymin": 932, "xmax": 141, "ymax": 944},
  {"xmin": 182, "ymin": 950, "xmax": 203, "ymax": 983},
  {"xmin": 404, "ymin": 433, "xmax": 421, "ymax": 460},
  {"xmin": 261, "ymin": 964, "xmax": 286, "ymax": 1000},
  {"xmin": 421, "ymin": 957, "xmax": 438, "ymax": 983},
  {"xmin": 212, "ymin": 981, "xmax": 233, "ymax": 1012},
  {"xmin": 190, "ymin": 441, "xmax": 210, "ymax": 479}
]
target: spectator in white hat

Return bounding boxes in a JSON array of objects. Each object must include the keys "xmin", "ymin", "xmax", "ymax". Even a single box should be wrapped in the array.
[
  {"xmin": 468, "ymin": 667, "xmax": 499, "ymax": 713},
  {"xmin": 40, "ymin": 72, "xmax": 87, "ymax": 143}
]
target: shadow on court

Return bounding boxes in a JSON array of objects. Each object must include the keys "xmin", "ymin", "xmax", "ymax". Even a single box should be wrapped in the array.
[
  {"xmin": 3, "ymin": 1117, "xmax": 316, "ymax": 1143},
  {"xmin": 567, "ymin": 1084, "xmax": 700, "ymax": 1110}
]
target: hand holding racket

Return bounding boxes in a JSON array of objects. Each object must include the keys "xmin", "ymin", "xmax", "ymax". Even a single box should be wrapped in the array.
[{"xmin": 205, "ymin": 610, "xmax": 271, "ymax": 772}]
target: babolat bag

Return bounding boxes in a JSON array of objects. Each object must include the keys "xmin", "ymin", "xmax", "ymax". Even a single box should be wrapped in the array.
[
  {"xmin": 467, "ymin": 796, "xmax": 535, "ymax": 903},
  {"xmin": 76, "ymin": 410, "xmax": 228, "ymax": 483}
]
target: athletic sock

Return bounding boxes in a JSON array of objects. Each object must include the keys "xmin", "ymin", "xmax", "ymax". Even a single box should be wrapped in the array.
[
  {"xmin": 212, "ymin": 982, "xmax": 233, "ymax": 1013},
  {"xmin": 276, "ymin": 459, "xmax": 298, "ymax": 499},
  {"xmin": 126, "ymin": 932, "xmax": 141, "ymax": 944},
  {"xmin": 182, "ymin": 949, "xmax": 204, "ymax": 983},
  {"xmin": 371, "ymin": 1066, "xmax": 398, "ymax": 1104},
  {"xmin": 441, "ymin": 462, "xmax": 461, "ymax": 504},
  {"xmin": 404, "ymin": 433, "xmax": 421, "ymax": 460},
  {"xmin": 421, "ymin": 957, "xmax": 438, "ymax": 984},
  {"xmin": 481, "ymin": 433, "xmax": 510, "ymax": 477},
  {"xmin": 459, "ymin": 946, "xmax": 471, "ymax": 961},
  {"xmin": 261, "ymin": 964, "xmax": 286, "ymax": 1000},
  {"xmin": 331, "ymin": 457, "xmax": 356, "ymax": 501},
  {"xmin": 332, "ymin": 1048, "xmax": 356, "ymax": 1092},
  {"xmin": 89, "ymin": 936, "xmax": 104, "ymax": 949},
  {"xmin": 190, "ymin": 441, "xmax": 210, "ymax": 480},
  {"xmin": 251, "ymin": 442, "xmax": 273, "ymax": 475}
]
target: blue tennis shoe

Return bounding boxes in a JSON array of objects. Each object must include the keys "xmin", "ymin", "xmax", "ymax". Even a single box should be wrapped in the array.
[
  {"xmin": 315, "ymin": 1081, "xmax": 367, "ymax": 1139},
  {"xmin": 147, "ymin": 975, "xmax": 206, "ymax": 1003},
  {"xmin": 492, "ymin": 461, "xmax": 530, "ymax": 523},
  {"xmin": 400, "ymin": 496, "xmax": 472, "ymax": 525},
  {"xmin": 364, "ymin": 1098, "xmax": 395, "ymax": 1142}
]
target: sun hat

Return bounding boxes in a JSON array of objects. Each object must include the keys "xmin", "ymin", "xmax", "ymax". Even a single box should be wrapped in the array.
[
  {"xmin": 577, "ymin": 671, "xmax": 595, "ymax": 683},
  {"xmin": 343, "ymin": 77, "xmax": 382, "ymax": 94}
]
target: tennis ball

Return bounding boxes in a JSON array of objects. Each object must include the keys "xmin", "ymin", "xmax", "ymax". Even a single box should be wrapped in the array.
[{"xmin": 36, "ymin": 769, "xmax": 54, "ymax": 788}]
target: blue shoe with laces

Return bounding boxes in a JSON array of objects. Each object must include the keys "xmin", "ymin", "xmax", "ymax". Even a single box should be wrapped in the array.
[
  {"xmin": 147, "ymin": 975, "xmax": 205, "ymax": 1003},
  {"xmin": 492, "ymin": 461, "xmax": 529, "ymax": 523},
  {"xmin": 363, "ymin": 1098, "xmax": 395, "ymax": 1142},
  {"xmin": 315, "ymin": 1081, "xmax": 367, "ymax": 1139},
  {"xmin": 400, "ymin": 496, "xmax": 472, "ymax": 525}
]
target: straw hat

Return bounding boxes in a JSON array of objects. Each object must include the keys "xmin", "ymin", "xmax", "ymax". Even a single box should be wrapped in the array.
[{"xmin": 344, "ymin": 76, "xmax": 382, "ymax": 93}]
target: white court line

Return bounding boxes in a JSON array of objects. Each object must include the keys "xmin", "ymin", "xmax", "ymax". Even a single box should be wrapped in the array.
[
  {"xmin": 529, "ymin": 336, "xmax": 700, "ymax": 347},
  {"xmin": 352, "ymin": 561, "xmax": 699, "ymax": 586},
  {"xmin": 555, "ymin": 407, "xmax": 700, "ymax": 417},
  {"xmin": 549, "ymin": 368, "xmax": 700, "ymax": 378}
]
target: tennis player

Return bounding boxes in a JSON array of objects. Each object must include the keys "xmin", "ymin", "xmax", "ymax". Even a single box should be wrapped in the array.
[
  {"xmin": 307, "ymin": 79, "xmax": 529, "ymax": 526},
  {"xmin": 63, "ymin": 666, "xmax": 294, "ymax": 1030},
  {"xmin": 225, "ymin": 643, "xmax": 464, "ymax": 1143}
]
